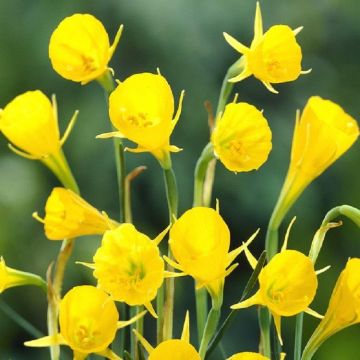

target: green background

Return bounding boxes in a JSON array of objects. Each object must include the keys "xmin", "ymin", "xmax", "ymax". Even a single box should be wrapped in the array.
[{"xmin": 0, "ymin": 0, "xmax": 359, "ymax": 359}]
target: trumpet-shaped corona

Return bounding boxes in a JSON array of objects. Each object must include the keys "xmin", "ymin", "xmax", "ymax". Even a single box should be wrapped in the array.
[
  {"xmin": 25, "ymin": 286, "xmax": 123, "ymax": 359},
  {"xmin": 105, "ymin": 73, "xmax": 184, "ymax": 168},
  {"xmin": 91, "ymin": 224, "xmax": 168, "ymax": 316},
  {"xmin": 211, "ymin": 102, "xmax": 272, "ymax": 172},
  {"xmin": 227, "ymin": 353, "xmax": 269, "ymax": 360},
  {"xmin": 303, "ymin": 258, "xmax": 360, "ymax": 358},
  {"xmin": 231, "ymin": 250, "xmax": 318, "ymax": 344},
  {"xmin": 223, "ymin": 3, "xmax": 305, "ymax": 93},
  {"xmin": 40, "ymin": 187, "xmax": 118, "ymax": 240},
  {"xmin": 169, "ymin": 207, "xmax": 257, "ymax": 299},
  {"xmin": 0, "ymin": 90, "xmax": 60, "ymax": 157},
  {"xmin": 49, "ymin": 14, "xmax": 123, "ymax": 84}
]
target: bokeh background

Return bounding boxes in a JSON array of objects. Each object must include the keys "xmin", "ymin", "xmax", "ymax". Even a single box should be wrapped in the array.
[{"xmin": 0, "ymin": 0, "xmax": 359, "ymax": 359}]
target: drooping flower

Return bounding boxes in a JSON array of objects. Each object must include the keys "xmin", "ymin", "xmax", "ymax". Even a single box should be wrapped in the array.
[
  {"xmin": 211, "ymin": 102, "xmax": 272, "ymax": 172},
  {"xmin": 25, "ymin": 285, "xmax": 145, "ymax": 360},
  {"xmin": 49, "ymin": 13, "xmax": 123, "ymax": 84},
  {"xmin": 34, "ymin": 187, "xmax": 119, "ymax": 240},
  {"xmin": 134, "ymin": 312, "xmax": 201, "ymax": 360},
  {"xmin": 231, "ymin": 220, "xmax": 319, "ymax": 344},
  {"xmin": 273, "ymin": 96, "xmax": 359, "ymax": 231},
  {"xmin": 101, "ymin": 72, "xmax": 184, "ymax": 168},
  {"xmin": 223, "ymin": 2, "xmax": 307, "ymax": 93},
  {"xmin": 168, "ymin": 206, "xmax": 258, "ymax": 301},
  {"xmin": 0, "ymin": 257, "xmax": 46, "ymax": 293},
  {"xmin": 84, "ymin": 224, "xmax": 172, "ymax": 317},
  {"xmin": 302, "ymin": 258, "xmax": 360, "ymax": 359}
]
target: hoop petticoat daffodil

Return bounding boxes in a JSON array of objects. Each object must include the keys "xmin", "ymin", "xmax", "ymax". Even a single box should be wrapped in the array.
[
  {"xmin": 211, "ymin": 102, "xmax": 272, "ymax": 172},
  {"xmin": 98, "ymin": 72, "xmax": 185, "ymax": 169},
  {"xmin": 223, "ymin": 2, "xmax": 308, "ymax": 93},
  {"xmin": 0, "ymin": 257, "xmax": 46, "ymax": 293},
  {"xmin": 49, "ymin": 13, "xmax": 123, "ymax": 84},
  {"xmin": 33, "ymin": 187, "xmax": 119, "ymax": 240},
  {"xmin": 166, "ymin": 206, "xmax": 259, "ymax": 302},
  {"xmin": 0, "ymin": 90, "xmax": 79, "ymax": 191},
  {"xmin": 232, "ymin": 218, "xmax": 321, "ymax": 345},
  {"xmin": 25, "ymin": 285, "xmax": 146, "ymax": 360},
  {"xmin": 134, "ymin": 311, "xmax": 201, "ymax": 360},
  {"xmin": 80, "ymin": 223, "xmax": 180, "ymax": 318},
  {"xmin": 227, "ymin": 352, "xmax": 286, "ymax": 360},
  {"xmin": 302, "ymin": 258, "xmax": 360, "ymax": 359}
]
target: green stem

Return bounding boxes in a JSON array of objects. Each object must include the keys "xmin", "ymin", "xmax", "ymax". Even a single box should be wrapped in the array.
[
  {"xmin": 195, "ymin": 288, "xmax": 208, "ymax": 346},
  {"xmin": 258, "ymin": 307, "xmax": 271, "ymax": 358},
  {"xmin": 162, "ymin": 164, "xmax": 178, "ymax": 341},
  {"xmin": 294, "ymin": 312, "xmax": 304, "ymax": 360},
  {"xmin": 156, "ymin": 283, "xmax": 165, "ymax": 344},
  {"xmin": 322, "ymin": 205, "xmax": 360, "ymax": 227},
  {"xmin": 130, "ymin": 305, "xmax": 144, "ymax": 360}
]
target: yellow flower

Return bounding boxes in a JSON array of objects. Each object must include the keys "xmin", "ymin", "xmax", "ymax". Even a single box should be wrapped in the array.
[
  {"xmin": 223, "ymin": 2, "xmax": 307, "ymax": 93},
  {"xmin": 231, "ymin": 249, "xmax": 318, "ymax": 344},
  {"xmin": 211, "ymin": 102, "xmax": 272, "ymax": 172},
  {"xmin": 135, "ymin": 312, "xmax": 201, "ymax": 360},
  {"xmin": 302, "ymin": 258, "xmax": 360, "ymax": 359},
  {"xmin": 103, "ymin": 72, "xmax": 184, "ymax": 168},
  {"xmin": 34, "ymin": 187, "xmax": 118, "ymax": 240},
  {"xmin": 49, "ymin": 13, "xmax": 123, "ymax": 84},
  {"xmin": 227, "ymin": 352, "xmax": 269, "ymax": 360},
  {"xmin": 168, "ymin": 207, "xmax": 257, "ymax": 300},
  {"xmin": 87, "ymin": 224, "xmax": 170, "ymax": 317},
  {"xmin": 0, "ymin": 90, "xmax": 61, "ymax": 157},
  {"xmin": 0, "ymin": 257, "xmax": 46, "ymax": 293},
  {"xmin": 25, "ymin": 285, "xmax": 145, "ymax": 359},
  {"xmin": 278, "ymin": 96, "xmax": 359, "ymax": 224}
]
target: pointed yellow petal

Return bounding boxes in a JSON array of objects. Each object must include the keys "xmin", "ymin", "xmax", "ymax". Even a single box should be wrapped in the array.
[
  {"xmin": 96, "ymin": 348, "xmax": 123, "ymax": 360},
  {"xmin": 281, "ymin": 216, "xmax": 296, "ymax": 252},
  {"xmin": 32, "ymin": 211, "xmax": 45, "ymax": 224},
  {"xmin": 172, "ymin": 90, "xmax": 185, "ymax": 128},
  {"xmin": 301, "ymin": 68, "xmax": 312, "ymax": 75},
  {"xmin": 163, "ymin": 255, "xmax": 184, "ymax": 271},
  {"xmin": 181, "ymin": 311, "xmax": 190, "ymax": 342},
  {"xmin": 133, "ymin": 329, "xmax": 154, "ymax": 354},
  {"xmin": 273, "ymin": 313, "xmax": 283, "ymax": 346},
  {"xmin": 243, "ymin": 243, "xmax": 258, "ymax": 270},
  {"xmin": 224, "ymin": 263, "xmax": 239, "ymax": 277},
  {"xmin": 261, "ymin": 81, "xmax": 279, "ymax": 94},
  {"xmin": 223, "ymin": 32, "xmax": 250, "ymax": 55},
  {"xmin": 96, "ymin": 131, "xmax": 125, "ymax": 139},
  {"xmin": 8, "ymin": 144, "xmax": 40, "ymax": 160},
  {"xmin": 117, "ymin": 310, "xmax": 147, "ymax": 329},
  {"xmin": 305, "ymin": 307, "xmax": 324, "ymax": 319},
  {"xmin": 228, "ymin": 68, "xmax": 252, "ymax": 83},
  {"xmin": 169, "ymin": 145, "xmax": 183, "ymax": 153},
  {"xmin": 125, "ymin": 146, "xmax": 148, "ymax": 154},
  {"xmin": 60, "ymin": 110, "xmax": 79, "ymax": 146},
  {"xmin": 293, "ymin": 26, "xmax": 304, "ymax": 36},
  {"xmin": 144, "ymin": 301, "xmax": 158, "ymax": 318},
  {"xmin": 231, "ymin": 291, "xmax": 261, "ymax": 310},
  {"xmin": 280, "ymin": 352, "xmax": 287, "ymax": 360},
  {"xmin": 24, "ymin": 334, "xmax": 65, "ymax": 347},
  {"xmin": 153, "ymin": 225, "xmax": 170, "ymax": 245},
  {"xmin": 254, "ymin": 2, "xmax": 264, "ymax": 43},
  {"xmin": 76, "ymin": 261, "xmax": 96, "ymax": 270},
  {"xmin": 109, "ymin": 24, "xmax": 124, "ymax": 59},
  {"xmin": 164, "ymin": 270, "xmax": 187, "ymax": 278}
]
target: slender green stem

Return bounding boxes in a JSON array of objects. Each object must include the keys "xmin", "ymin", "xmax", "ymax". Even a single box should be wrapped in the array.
[
  {"xmin": 162, "ymin": 164, "xmax": 178, "ymax": 341},
  {"xmin": 156, "ymin": 283, "xmax": 165, "ymax": 344},
  {"xmin": 0, "ymin": 299, "xmax": 43, "ymax": 338},
  {"xmin": 258, "ymin": 307, "xmax": 271, "ymax": 358},
  {"xmin": 322, "ymin": 205, "xmax": 360, "ymax": 227},
  {"xmin": 294, "ymin": 312, "xmax": 304, "ymax": 360},
  {"xmin": 130, "ymin": 305, "xmax": 144, "ymax": 360},
  {"xmin": 195, "ymin": 288, "xmax": 208, "ymax": 346}
]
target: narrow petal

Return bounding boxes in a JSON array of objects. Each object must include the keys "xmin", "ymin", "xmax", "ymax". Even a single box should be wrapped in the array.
[
  {"xmin": 181, "ymin": 311, "xmax": 190, "ymax": 342},
  {"xmin": 163, "ymin": 255, "xmax": 184, "ymax": 271},
  {"xmin": 300, "ymin": 68, "xmax": 312, "ymax": 75},
  {"xmin": 172, "ymin": 90, "xmax": 185, "ymax": 129},
  {"xmin": 125, "ymin": 146, "xmax": 148, "ymax": 154},
  {"xmin": 164, "ymin": 270, "xmax": 187, "ymax": 278},
  {"xmin": 76, "ymin": 261, "xmax": 96, "ymax": 270},
  {"xmin": 168, "ymin": 145, "xmax": 183, "ymax": 153},
  {"xmin": 243, "ymin": 243, "xmax": 258, "ymax": 270},
  {"xmin": 153, "ymin": 225, "xmax": 170, "ymax": 245},
  {"xmin": 60, "ymin": 110, "xmax": 79, "ymax": 146},
  {"xmin": 223, "ymin": 32, "xmax": 250, "ymax": 55},
  {"xmin": 280, "ymin": 352, "xmax": 287, "ymax": 360},
  {"xmin": 261, "ymin": 81, "xmax": 279, "ymax": 94},
  {"xmin": 109, "ymin": 24, "xmax": 124, "ymax": 59},
  {"xmin": 281, "ymin": 216, "xmax": 297, "ymax": 252},
  {"xmin": 273, "ymin": 313, "xmax": 283, "ymax": 346},
  {"xmin": 96, "ymin": 131, "xmax": 126, "ymax": 139},
  {"xmin": 24, "ymin": 334, "xmax": 65, "ymax": 347},
  {"xmin": 117, "ymin": 310, "xmax": 147, "ymax": 329},
  {"xmin": 254, "ymin": 2, "xmax": 264, "ymax": 43},
  {"xmin": 305, "ymin": 307, "xmax": 324, "ymax": 319},
  {"xmin": 144, "ymin": 301, "xmax": 158, "ymax": 318},
  {"xmin": 133, "ymin": 329, "xmax": 154, "ymax": 354},
  {"xmin": 228, "ymin": 68, "xmax": 252, "ymax": 83},
  {"xmin": 315, "ymin": 265, "xmax": 331, "ymax": 275},
  {"xmin": 231, "ymin": 291, "xmax": 261, "ymax": 310},
  {"xmin": 293, "ymin": 26, "xmax": 303, "ymax": 36},
  {"xmin": 8, "ymin": 144, "xmax": 40, "ymax": 160}
]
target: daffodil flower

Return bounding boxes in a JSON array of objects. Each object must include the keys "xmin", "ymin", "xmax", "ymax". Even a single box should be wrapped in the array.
[
  {"xmin": 99, "ymin": 72, "xmax": 184, "ymax": 168},
  {"xmin": 49, "ymin": 14, "xmax": 123, "ymax": 84},
  {"xmin": 80, "ymin": 224, "xmax": 179, "ymax": 317},
  {"xmin": 134, "ymin": 312, "xmax": 201, "ymax": 360},
  {"xmin": 25, "ymin": 285, "xmax": 146, "ymax": 360},
  {"xmin": 302, "ymin": 258, "xmax": 360, "ymax": 360},
  {"xmin": 232, "ymin": 218, "xmax": 321, "ymax": 344},
  {"xmin": 167, "ymin": 206, "xmax": 258, "ymax": 301},
  {"xmin": 227, "ymin": 352, "xmax": 286, "ymax": 360},
  {"xmin": 33, "ymin": 187, "xmax": 119, "ymax": 240},
  {"xmin": 211, "ymin": 102, "xmax": 272, "ymax": 172},
  {"xmin": 223, "ymin": 2, "xmax": 308, "ymax": 93}
]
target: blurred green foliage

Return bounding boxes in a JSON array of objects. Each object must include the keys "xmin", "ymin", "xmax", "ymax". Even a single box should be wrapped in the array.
[{"xmin": 0, "ymin": 0, "xmax": 359, "ymax": 359}]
